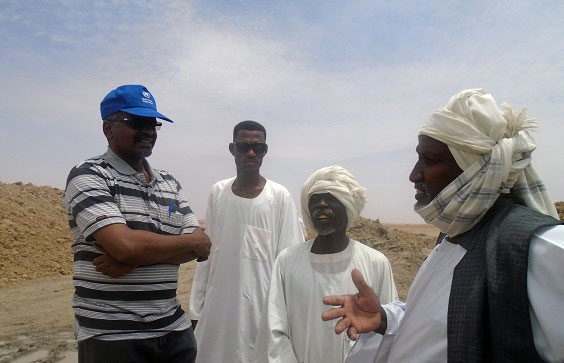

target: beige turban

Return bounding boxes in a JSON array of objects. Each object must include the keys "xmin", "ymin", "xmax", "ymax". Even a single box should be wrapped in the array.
[
  {"xmin": 416, "ymin": 88, "xmax": 558, "ymax": 236},
  {"xmin": 300, "ymin": 165, "xmax": 367, "ymax": 232}
]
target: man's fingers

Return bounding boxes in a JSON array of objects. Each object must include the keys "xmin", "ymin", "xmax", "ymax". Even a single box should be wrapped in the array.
[
  {"xmin": 351, "ymin": 268, "xmax": 372, "ymax": 296},
  {"xmin": 334, "ymin": 317, "xmax": 350, "ymax": 335},
  {"xmin": 92, "ymin": 255, "xmax": 104, "ymax": 265},
  {"xmin": 321, "ymin": 307, "xmax": 345, "ymax": 321},
  {"xmin": 323, "ymin": 295, "xmax": 346, "ymax": 306},
  {"xmin": 347, "ymin": 326, "xmax": 359, "ymax": 341}
]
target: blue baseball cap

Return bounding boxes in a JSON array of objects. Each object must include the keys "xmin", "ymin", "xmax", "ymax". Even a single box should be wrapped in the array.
[{"xmin": 100, "ymin": 85, "xmax": 173, "ymax": 122}]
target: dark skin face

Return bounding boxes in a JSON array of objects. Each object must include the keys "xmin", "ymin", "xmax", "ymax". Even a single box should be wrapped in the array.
[
  {"xmin": 309, "ymin": 193, "xmax": 348, "ymax": 235},
  {"xmin": 103, "ymin": 112, "xmax": 159, "ymax": 172},
  {"xmin": 409, "ymin": 135, "xmax": 464, "ymax": 210},
  {"xmin": 309, "ymin": 193, "xmax": 349, "ymax": 254},
  {"xmin": 229, "ymin": 129, "xmax": 267, "ymax": 175}
]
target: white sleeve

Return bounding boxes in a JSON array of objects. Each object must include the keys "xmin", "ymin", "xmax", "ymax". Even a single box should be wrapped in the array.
[
  {"xmin": 346, "ymin": 301, "xmax": 406, "ymax": 363},
  {"xmin": 253, "ymin": 253, "xmax": 299, "ymax": 363},
  {"xmin": 528, "ymin": 224, "xmax": 564, "ymax": 362},
  {"xmin": 381, "ymin": 301, "xmax": 406, "ymax": 335},
  {"xmin": 188, "ymin": 190, "xmax": 214, "ymax": 320},
  {"xmin": 276, "ymin": 192, "xmax": 305, "ymax": 256},
  {"xmin": 346, "ymin": 331, "xmax": 382, "ymax": 363}
]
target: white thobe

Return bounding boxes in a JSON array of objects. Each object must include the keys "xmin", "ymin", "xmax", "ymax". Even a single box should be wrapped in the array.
[
  {"xmin": 254, "ymin": 239, "xmax": 398, "ymax": 363},
  {"xmin": 189, "ymin": 178, "xmax": 304, "ymax": 363},
  {"xmin": 346, "ymin": 225, "xmax": 564, "ymax": 363}
]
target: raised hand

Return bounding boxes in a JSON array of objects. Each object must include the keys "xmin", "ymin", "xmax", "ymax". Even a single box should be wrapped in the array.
[{"xmin": 321, "ymin": 268, "xmax": 384, "ymax": 340}]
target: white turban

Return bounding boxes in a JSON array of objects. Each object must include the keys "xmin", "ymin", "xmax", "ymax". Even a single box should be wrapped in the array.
[
  {"xmin": 416, "ymin": 88, "xmax": 558, "ymax": 236},
  {"xmin": 300, "ymin": 165, "xmax": 367, "ymax": 232}
]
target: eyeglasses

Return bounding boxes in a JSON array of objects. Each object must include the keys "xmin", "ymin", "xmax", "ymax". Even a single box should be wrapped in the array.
[
  {"xmin": 112, "ymin": 116, "xmax": 162, "ymax": 131},
  {"xmin": 233, "ymin": 142, "xmax": 268, "ymax": 154}
]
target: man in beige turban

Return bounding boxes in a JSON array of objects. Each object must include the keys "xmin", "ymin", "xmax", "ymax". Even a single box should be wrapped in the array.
[
  {"xmin": 322, "ymin": 89, "xmax": 564, "ymax": 362},
  {"xmin": 253, "ymin": 165, "xmax": 398, "ymax": 363}
]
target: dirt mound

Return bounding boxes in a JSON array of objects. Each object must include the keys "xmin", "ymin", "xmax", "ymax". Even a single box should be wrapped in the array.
[
  {"xmin": 348, "ymin": 217, "xmax": 436, "ymax": 298},
  {"xmin": 0, "ymin": 182, "xmax": 73, "ymax": 286},
  {"xmin": 555, "ymin": 201, "xmax": 564, "ymax": 221}
]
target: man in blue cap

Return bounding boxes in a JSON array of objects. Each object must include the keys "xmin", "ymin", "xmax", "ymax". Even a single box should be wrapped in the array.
[{"xmin": 64, "ymin": 85, "xmax": 211, "ymax": 362}]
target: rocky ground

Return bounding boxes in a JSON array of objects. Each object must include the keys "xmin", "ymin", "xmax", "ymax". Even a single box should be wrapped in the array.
[{"xmin": 0, "ymin": 181, "xmax": 561, "ymax": 362}]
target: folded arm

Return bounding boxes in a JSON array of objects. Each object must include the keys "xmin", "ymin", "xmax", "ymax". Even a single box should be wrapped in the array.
[
  {"xmin": 66, "ymin": 167, "xmax": 210, "ymax": 277},
  {"xmin": 93, "ymin": 223, "xmax": 210, "ymax": 265},
  {"xmin": 92, "ymin": 249, "xmax": 200, "ymax": 277},
  {"xmin": 91, "ymin": 224, "xmax": 210, "ymax": 276}
]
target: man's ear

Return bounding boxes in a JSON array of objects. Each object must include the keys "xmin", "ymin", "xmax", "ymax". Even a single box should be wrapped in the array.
[
  {"xmin": 103, "ymin": 121, "xmax": 113, "ymax": 139},
  {"xmin": 229, "ymin": 142, "xmax": 236, "ymax": 156}
]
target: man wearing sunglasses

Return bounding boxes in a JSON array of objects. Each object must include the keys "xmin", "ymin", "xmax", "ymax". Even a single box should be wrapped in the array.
[
  {"xmin": 64, "ymin": 85, "xmax": 211, "ymax": 362},
  {"xmin": 189, "ymin": 120, "xmax": 305, "ymax": 362}
]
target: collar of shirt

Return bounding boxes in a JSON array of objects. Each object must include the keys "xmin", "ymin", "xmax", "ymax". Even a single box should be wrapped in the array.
[{"xmin": 103, "ymin": 147, "xmax": 164, "ymax": 183}]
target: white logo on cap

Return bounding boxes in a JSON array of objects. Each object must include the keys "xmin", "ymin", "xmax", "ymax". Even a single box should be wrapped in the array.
[{"xmin": 142, "ymin": 91, "xmax": 151, "ymax": 98}]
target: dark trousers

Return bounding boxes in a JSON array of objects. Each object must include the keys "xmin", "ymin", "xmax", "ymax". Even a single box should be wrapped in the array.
[{"xmin": 78, "ymin": 328, "xmax": 197, "ymax": 363}]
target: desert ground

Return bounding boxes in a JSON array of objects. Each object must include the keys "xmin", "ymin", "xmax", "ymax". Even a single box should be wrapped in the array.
[
  {"xmin": 1, "ymin": 182, "xmax": 561, "ymax": 362},
  {"xmin": 0, "ymin": 262, "xmax": 199, "ymax": 363}
]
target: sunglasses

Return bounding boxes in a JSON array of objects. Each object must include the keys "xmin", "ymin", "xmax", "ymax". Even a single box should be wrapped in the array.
[
  {"xmin": 112, "ymin": 116, "xmax": 162, "ymax": 131},
  {"xmin": 233, "ymin": 142, "xmax": 268, "ymax": 154}
]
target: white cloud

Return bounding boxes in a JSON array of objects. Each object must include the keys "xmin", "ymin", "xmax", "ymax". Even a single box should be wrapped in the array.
[{"xmin": 1, "ymin": 1, "xmax": 563, "ymax": 222}]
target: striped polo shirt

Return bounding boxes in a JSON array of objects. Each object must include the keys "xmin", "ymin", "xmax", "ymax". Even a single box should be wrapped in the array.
[{"xmin": 64, "ymin": 147, "xmax": 198, "ymax": 341}]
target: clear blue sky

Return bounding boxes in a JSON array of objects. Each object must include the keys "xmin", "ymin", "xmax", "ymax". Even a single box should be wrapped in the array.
[{"xmin": 1, "ymin": 0, "xmax": 563, "ymax": 222}]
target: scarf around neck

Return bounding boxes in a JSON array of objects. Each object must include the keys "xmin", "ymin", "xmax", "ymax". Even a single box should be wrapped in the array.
[{"xmin": 416, "ymin": 89, "xmax": 558, "ymax": 237}]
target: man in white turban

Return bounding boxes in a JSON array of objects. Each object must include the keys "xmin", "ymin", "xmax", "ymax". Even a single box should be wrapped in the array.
[
  {"xmin": 253, "ymin": 165, "xmax": 398, "ymax": 363},
  {"xmin": 322, "ymin": 89, "xmax": 564, "ymax": 362}
]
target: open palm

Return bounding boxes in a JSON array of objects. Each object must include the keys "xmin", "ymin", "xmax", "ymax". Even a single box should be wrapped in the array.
[{"xmin": 321, "ymin": 269, "xmax": 382, "ymax": 340}]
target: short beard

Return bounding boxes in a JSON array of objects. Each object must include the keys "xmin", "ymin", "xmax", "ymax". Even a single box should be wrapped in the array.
[
  {"xmin": 414, "ymin": 200, "xmax": 428, "ymax": 211},
  {"xmin": 315, "ymin": 225, "xmax": 337, "ymax": 236}
]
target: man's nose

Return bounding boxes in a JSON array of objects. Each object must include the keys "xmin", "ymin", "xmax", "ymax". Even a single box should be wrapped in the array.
[
  {"xmin": 140, "ymin": 125, "xmax": 157, "ymax": 135},
  {"xmin": 409, "ymin": 160, "xmax": 422, "ymax": 183},
  {"xmin": 316, "ymin": 197, "xmax": 330, "ymax": 208},
  {"xmin": 246, "ymin": 147, "xmax": 256, "ymax": 156}
]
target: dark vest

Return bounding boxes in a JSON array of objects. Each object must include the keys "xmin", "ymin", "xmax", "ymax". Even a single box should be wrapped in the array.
[{"xmin": 445, "ymin": 197, "xmax": 560, "ymax": 362}]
